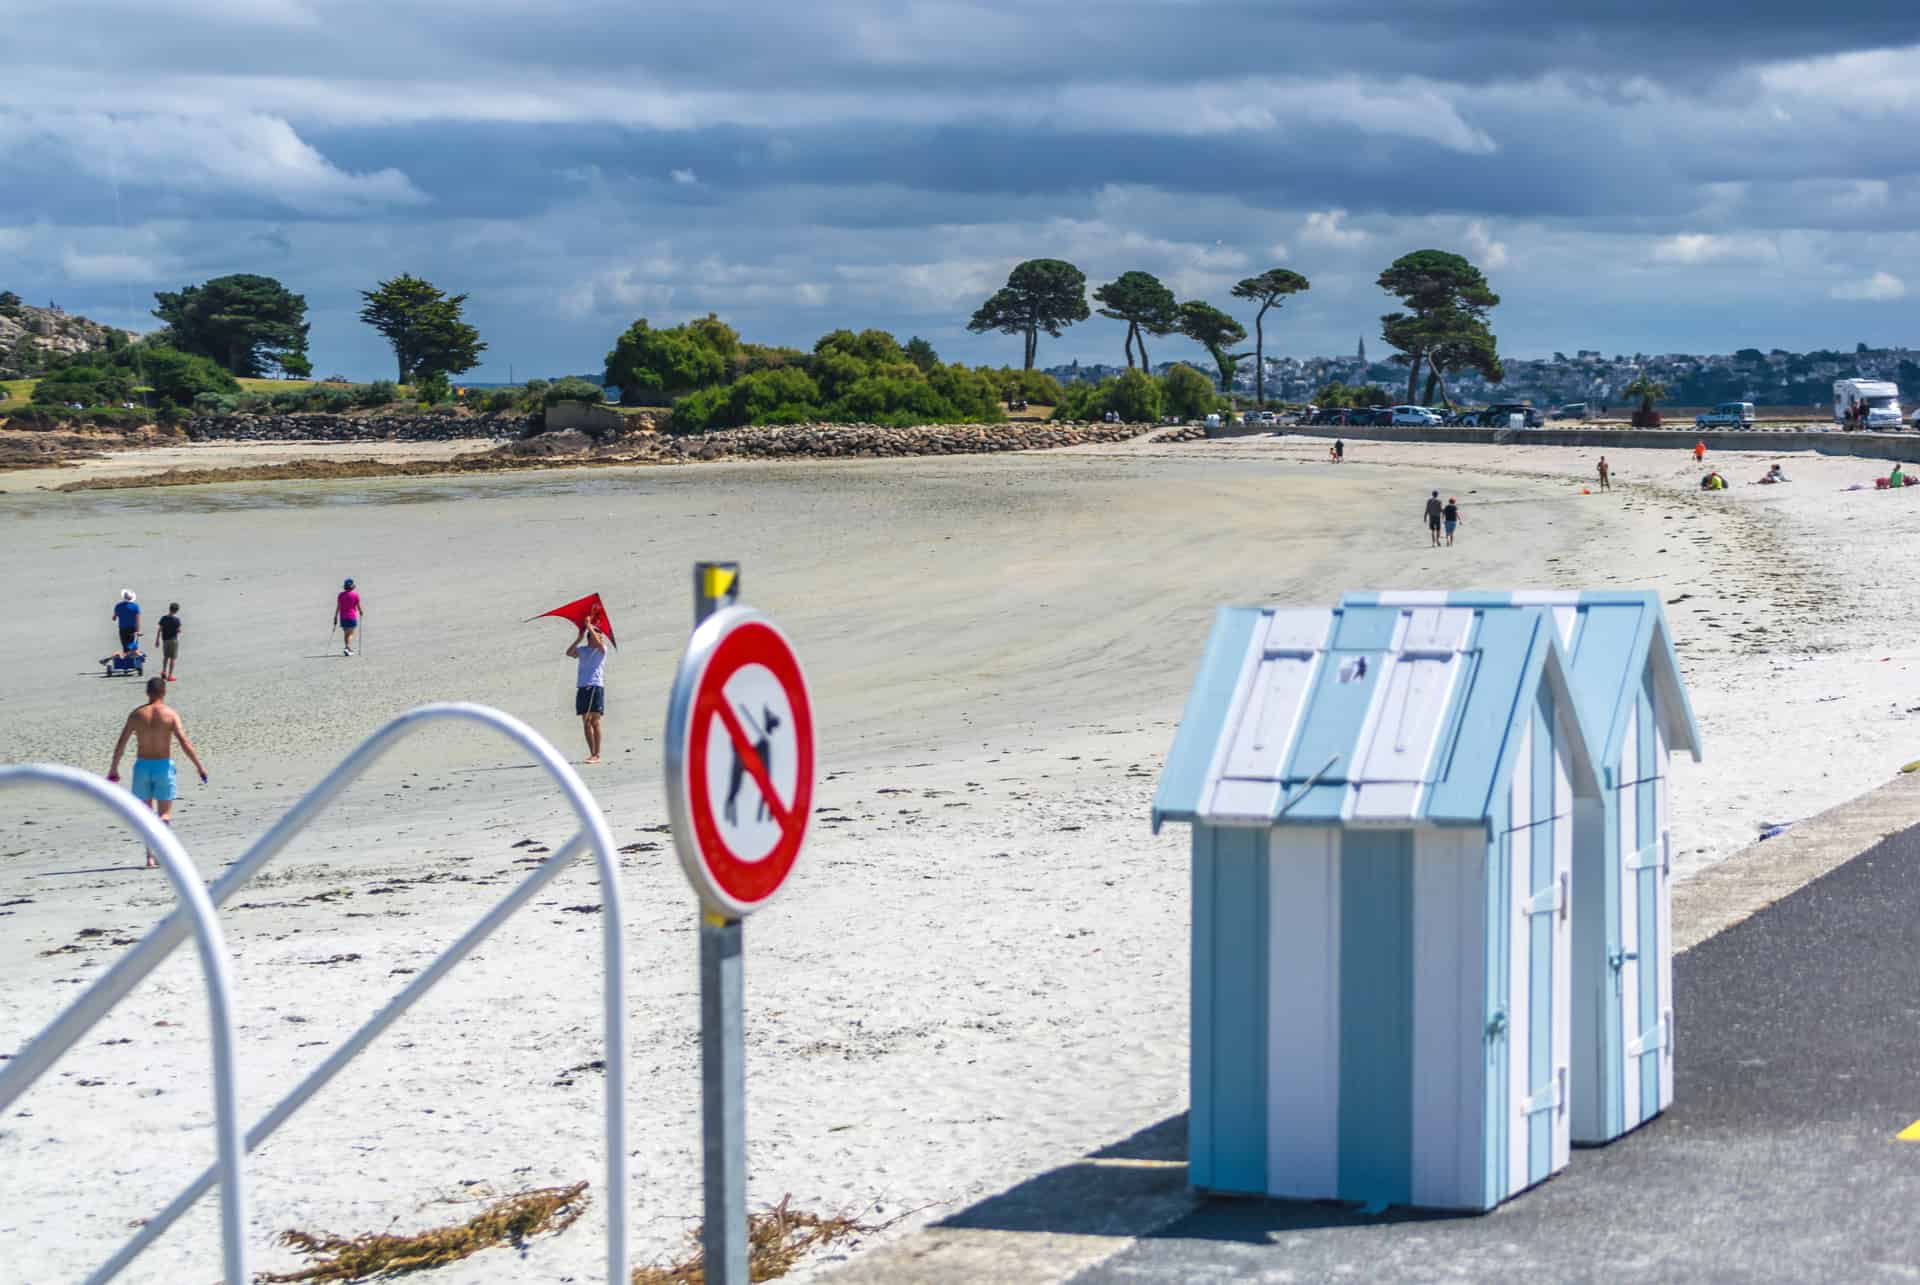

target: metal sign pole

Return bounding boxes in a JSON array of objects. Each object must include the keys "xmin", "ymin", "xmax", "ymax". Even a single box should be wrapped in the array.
[{"xmin": 692, "ymin": 561, "xmax": 746, "ymax": 1285}]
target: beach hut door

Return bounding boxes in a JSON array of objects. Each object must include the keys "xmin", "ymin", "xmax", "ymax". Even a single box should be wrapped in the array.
[
  {"xmin": 1505, "ymin": 708, "xmax": 1572, "ymax": 1195},
  {"xmin": 1617, "ymin": 686, "xmax": 1674, "ymax": 1126}
]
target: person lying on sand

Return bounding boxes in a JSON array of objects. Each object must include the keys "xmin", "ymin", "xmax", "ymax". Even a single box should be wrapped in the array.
[
  {"xmin": 1760, "ymin": 464, "xmax": 1789, "ymax": 485},
  {"xmin": 107, "ymin": 676, "xmax": 208, "ymax": 869}
]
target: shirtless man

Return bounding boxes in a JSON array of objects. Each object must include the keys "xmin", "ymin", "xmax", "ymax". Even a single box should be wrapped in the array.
[{"xmin": 106, "ymin": 677, "xmax": 208, "ymax": 869}]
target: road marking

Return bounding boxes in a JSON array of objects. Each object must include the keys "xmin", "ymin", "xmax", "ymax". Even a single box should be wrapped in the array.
[{"xmin": 1896, "ymin": 1120, "xmax": 1920, "ymax": 1142}]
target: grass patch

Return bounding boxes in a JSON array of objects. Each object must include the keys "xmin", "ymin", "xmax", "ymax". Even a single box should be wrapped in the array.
[
  {"xmin": 256, "ymin": 1181, "xmax": 589, "ymax": 1282},
  {"xmin": 0, "ymin": 378, "xmax": 38, "ymax": 411},
  {"xmin": 632, "ymin": 1195, "xmax": 879, "ymax": 1284},
  {"xmin": 236, "ymin": 377, "xmax": 321, "ymax": 394},
  {"xmin": 1005, "ymin": 402, "xmax": 1055, "ymax": 422}
]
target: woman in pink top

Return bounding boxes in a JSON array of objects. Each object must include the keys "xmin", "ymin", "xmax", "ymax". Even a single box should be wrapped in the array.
[{"xmin": 333, "ymin": 578, "xmax": 363, "ymax": 657}]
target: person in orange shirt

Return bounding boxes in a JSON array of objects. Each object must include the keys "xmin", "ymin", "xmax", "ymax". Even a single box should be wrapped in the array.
[{"xmin": 1693, "ymin": 441, "xmax": 1706, "ymax": 462}]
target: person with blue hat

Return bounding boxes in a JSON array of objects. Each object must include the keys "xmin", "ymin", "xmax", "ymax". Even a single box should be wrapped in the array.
[{"xmin": 333, "ymin": 578, "xmax": 363, "ymax": 657}]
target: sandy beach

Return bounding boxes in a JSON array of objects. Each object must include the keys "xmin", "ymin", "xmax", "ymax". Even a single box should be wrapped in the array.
[{"xmin": 5, "ymin": 433, "xmax": 1919, "ymax": 1281}]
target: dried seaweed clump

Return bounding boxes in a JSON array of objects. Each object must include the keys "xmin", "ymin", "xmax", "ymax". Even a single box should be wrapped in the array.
[
  {"xmin": 255, "ymin": 1181, "xmax": 589, "ymax": 1282},
  {"xmin": 632, "ymin": 1194, "xmax": 877, "ymax": 1284}
]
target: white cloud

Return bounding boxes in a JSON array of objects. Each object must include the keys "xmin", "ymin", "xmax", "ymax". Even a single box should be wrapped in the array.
[
  {"xmin": 1650, "ymin": 233, "xmax": 1778, "ymax": 265},
  {"xmin": 0, "ymin": 67, "xmax": 1496, "ymax": 153},
  {"xmin": 1267, "ymin": 242, "xmax": 1289, "ymax": 260},
  {"xmin": 1830, "ymin": 270, "xmax": 1906, "ymax": 301},
  {"xmin": 1300, "ymin": 209, "xmax": 1366, "ymax": 247},
  {"xmin": 0, "ymin": 110, "xmax": 425, "ymax": 214},
  {"xmin": 670, "ymin": 167, "xmax": 698, "ymax": 185},
  {"xmin": 60, "ymin": 247, "xmax": 168, "ymax": 283},
  {"xmin": 1463, "ymin": 219, "xmax": 1508, "ymax": 270}
]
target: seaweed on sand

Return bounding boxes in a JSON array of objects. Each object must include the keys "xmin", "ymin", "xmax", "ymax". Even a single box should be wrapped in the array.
[
  {"xmin": 255, "ymin": 1181, "xmax": 589, "ymax": 1282},
  {"xmin": 630, "ymin": 1194, "xmax": 878, "ymax": 1284}
]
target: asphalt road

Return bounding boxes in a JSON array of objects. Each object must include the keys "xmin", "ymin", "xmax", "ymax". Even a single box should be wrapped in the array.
[{"xmin": 1072, "ymin": 826, "xmax": 1920, "ymax": 1283}]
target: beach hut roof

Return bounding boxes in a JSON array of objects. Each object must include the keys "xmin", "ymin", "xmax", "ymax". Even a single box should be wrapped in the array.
[
  {"xmin": 1340, "ymin": 591, "xmax": 1702, "ymax": 779},
  {"xmin": 1153, "ymin": 602, "xmax": 1600, "ymax": 832}
]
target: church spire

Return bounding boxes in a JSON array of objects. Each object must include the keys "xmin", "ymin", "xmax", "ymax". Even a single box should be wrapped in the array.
[{"xmin": 1357, "ymin": 336, "xmax": 1367, "ymax": 365}]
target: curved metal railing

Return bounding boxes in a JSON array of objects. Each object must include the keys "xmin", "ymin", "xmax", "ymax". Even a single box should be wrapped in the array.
[
  {"xmin": 1, "ymin": 703, "xmax": 631, "ymax": 1284},
  {"xmin": 0, "ymin": 765, "xmax": 251, "ymax": 1285}
]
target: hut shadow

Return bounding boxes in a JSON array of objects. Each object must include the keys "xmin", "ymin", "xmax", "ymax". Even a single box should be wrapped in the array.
[
  {"xmin": 937, "ymin": 1111, "xmax": 1473, "ymax": 1242},
  {"xmin": 936, "ymin": 1113, "xmax": 1193, "ymax": 1239}
]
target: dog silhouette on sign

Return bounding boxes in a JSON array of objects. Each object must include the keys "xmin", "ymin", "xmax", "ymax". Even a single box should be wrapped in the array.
[{"xmin": 724, "ymin": 704, "xmax": 782, "ymax": 826}]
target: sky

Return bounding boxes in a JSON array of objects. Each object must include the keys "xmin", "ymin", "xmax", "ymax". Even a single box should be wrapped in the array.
[{"xmin": 4, "ymin": 1, "xmax": 1920, "ymax": 381}]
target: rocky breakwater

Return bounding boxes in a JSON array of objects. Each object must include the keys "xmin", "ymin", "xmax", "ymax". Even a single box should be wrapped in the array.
[
  {"xmin": 653, "ymin": 419, "xmax": 1151, "ymax": 462},
  {"xmin": 181, "ymin": 411, "xmax": 533, "ymax": 443}
]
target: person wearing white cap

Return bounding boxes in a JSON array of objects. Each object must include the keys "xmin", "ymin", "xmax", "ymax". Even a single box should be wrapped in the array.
[{"xmin": 112, "ymin": 589, "xmax": 141, "ymax": 651}]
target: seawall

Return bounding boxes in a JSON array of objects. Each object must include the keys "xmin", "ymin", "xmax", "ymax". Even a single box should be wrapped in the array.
[{"xmin": 1260, "ymin": 423, "xmax": 1920, "ymax": 462}]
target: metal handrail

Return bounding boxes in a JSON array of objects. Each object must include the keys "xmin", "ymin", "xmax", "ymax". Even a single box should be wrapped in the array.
[
  {"xmin": 3, "ymin": 703, "xmax": 631, "ymax": 1284},
  {"xmin": 0, "ymin": 765, "xmax": 250, "ymax": 1285}
]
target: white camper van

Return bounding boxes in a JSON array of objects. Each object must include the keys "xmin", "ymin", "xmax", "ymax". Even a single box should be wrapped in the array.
[{"xmin": 1834, "ymin": 378, "xmax": 1904, "ymax": 430}]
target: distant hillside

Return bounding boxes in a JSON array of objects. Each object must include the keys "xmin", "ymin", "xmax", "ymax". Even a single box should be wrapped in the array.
[{"xmin": 0, "ymin": 296, "xmax": 139, "ymax": 379}]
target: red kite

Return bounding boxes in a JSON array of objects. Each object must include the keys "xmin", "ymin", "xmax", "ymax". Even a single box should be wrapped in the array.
[{"xmin": 531, "ymin": 592, "xmax": 616, "ymax": 647}]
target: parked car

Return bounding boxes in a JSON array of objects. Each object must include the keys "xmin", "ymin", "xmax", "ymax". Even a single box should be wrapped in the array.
[
  {"xmin": 1695, "ymin": 401, "xmax": 1756, "ymax": 428},
  {"xmin": 1482, "ymin": 403, "xmax": 1544, "ymax": 428},
  {"xmin": 1389, "ymin": 405, "xmax": 1444, "ymax": 426},
  {"xmin": 1550, "ymin": 402, "xmax": 1589, "ymax": 421}
]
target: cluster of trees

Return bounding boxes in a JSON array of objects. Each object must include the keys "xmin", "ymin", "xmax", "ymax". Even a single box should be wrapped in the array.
[
  {"xmin": 32, "ymin": 343, "xmax": 238, "ymax": 410},
  {"xmin": 8, "ymin": 269, "xmax": 492, "ymax": 414},
  {"xmin": 19, "ymin": 271, "xmax": 486, "ymax": 395},
  {"xmin": 663, "ymin": 326, "xmax": 1007, "ymax": 431},
  {"xmin": 964, "ymin": 260, "xmax": 1309, "ymax": 407},
  {"xmin": 963, "ymin": 251, "xmax": 1502, "ymax": 411},
  {"xmin": 1049, "ymin": 365, "xmax": 1226, "ymax": 424}
]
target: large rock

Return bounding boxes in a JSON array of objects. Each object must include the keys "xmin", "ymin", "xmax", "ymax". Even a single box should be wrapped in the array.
[{"xmin": 0, "ymin": 303, "xmax": 138, "ymax": 378}]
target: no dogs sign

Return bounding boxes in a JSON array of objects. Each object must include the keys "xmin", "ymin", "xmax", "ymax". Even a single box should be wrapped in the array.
[{"xmin": 665, "ymin": 606, "xmax": 815, "ymax": 917}]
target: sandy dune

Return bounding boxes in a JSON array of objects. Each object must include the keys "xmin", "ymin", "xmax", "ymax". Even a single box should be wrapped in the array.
[{"xmin": 3, "ymin": 435, "xmax": 1916, "ymax": 1280}]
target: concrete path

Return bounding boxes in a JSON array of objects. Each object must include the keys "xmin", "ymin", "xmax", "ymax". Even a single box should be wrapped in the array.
[{"xmin": 832, "ymin": 771, "xmax": 1920, "ymax": 1283}]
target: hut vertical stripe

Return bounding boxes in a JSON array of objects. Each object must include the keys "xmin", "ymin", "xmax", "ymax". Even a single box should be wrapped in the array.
[
  {"xmin": 1337, "ymin": 828, "xmax": 1415, "ymax": 1207},
  {"xmin": 1527, "ymin": 693, "xmax": 1556, "ymax": 1184},
  {"xmin": 1618, "ymin": 706, "xmax": 1642, "ymax": 1129},
  {"xmin": 1506, "ymin": 720, "xmax": 1533, "ymax": 1198},
  {"xmin": 1412, "ymin": 827, "xmax": 1488, "ymax": 1209},
  {"xmin": 1266, "ymin": 828, "xmax": 1341, "ymax": 1197},
  {"xmin": 1188, "ymin": 825, "xmax": 1270, "ymax": 1192},
  {"xmin": 1550, "ymin": 711, "xmax": 1575, "ymax": 1174}
]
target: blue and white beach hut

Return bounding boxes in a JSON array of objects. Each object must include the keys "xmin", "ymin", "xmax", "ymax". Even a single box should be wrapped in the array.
[
  {"xmin": 1152, "ymin": 600, "xmax": 1602, "ymax": 1212},
  {"xmin": 1343, "ymin": 591, "xmax": 1702, "ymax": 1144}
]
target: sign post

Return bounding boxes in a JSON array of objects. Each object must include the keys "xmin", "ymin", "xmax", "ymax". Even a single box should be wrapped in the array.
[{"xmin": 667, "ymin": 561, "xmax": 813, "ymax": 1285}]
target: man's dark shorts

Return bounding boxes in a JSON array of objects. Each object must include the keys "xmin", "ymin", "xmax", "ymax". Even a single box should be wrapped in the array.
[
  {"xmin": 119, "ymin": 627, "xmax": 138, "ymax": 648},
  {"xmin": 576, "ymin": 685, "xmax": 605, "ymax": 716}
]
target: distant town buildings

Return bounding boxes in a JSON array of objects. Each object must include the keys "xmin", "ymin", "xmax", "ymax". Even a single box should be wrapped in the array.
[{"xmin": 1045, "ymin": 344, "xmax": 1920, "ymax": 407}]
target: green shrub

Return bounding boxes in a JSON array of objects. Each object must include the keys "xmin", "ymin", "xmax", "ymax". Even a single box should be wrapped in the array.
[
  {"xmin": 356, "ymin": 380, "xmax": 399, "ymax": 408},
  {"xmin": 416, "ymin": 372, "xmax": 452, "ymax": 404},
  {"xmin": 1046, "ymin": 371, "xmax": 1163, "ymax": 423},
  {"xmin": 134, "ymin": 343, "xmax": 240, "ymax": 407},
  {"xmin": 1161, "ymin": 364, "xmax": 1218, "ymax": 420},
  {"xmin": 486, "ymin": 388, "xmax": 521, "ymax": 413},
  {"xmin": 33, "ymin": 364, "xmax": 136, "ymax": 407},
  {"xmin": 981, "ymin": 366, "xmax": 1066, "ymax": 405},
  {"xmin": 544, "ymin": 376, "xmax": 605, "ymax": 406}
]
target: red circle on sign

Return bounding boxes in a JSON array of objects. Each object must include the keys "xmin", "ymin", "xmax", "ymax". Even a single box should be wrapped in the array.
[{"xmin": 683, "ymin": 618, "xmax": 814, "ymax": 910}]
